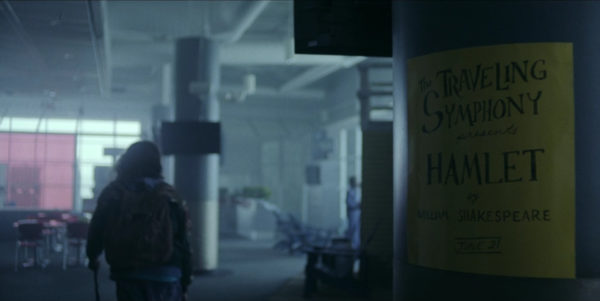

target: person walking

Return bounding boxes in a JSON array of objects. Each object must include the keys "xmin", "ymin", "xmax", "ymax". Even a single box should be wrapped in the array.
[{"xmin": 87, "ymin": 141, "xmax": 192, "ymax": 301}]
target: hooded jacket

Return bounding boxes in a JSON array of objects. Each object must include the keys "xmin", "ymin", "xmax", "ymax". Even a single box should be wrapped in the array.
[{"xmin": 86, "ymin": 178, "xmax": 192, "ymax": 289}]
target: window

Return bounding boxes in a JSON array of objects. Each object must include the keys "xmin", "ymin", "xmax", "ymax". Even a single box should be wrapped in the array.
[{"xmin": 0, "ymin": 117, "xmax": 141, "ymax": 210}]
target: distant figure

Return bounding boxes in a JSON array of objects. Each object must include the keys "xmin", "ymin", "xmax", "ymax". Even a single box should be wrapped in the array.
[
  {"xmin": 87, "ymin": 141, "xmax": 192, "ymax": 301},
  {"xmin": 346, "ymin": 176, "xmax": 361, "ymax": 249}
]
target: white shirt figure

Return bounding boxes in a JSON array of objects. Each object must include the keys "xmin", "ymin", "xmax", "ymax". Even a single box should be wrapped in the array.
[{"xmin": 346, "ymin": 177, "xmax": 361, "ymax": 250}]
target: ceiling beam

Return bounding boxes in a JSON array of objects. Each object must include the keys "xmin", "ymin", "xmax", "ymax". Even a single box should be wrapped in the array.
[
  {"xmin": 110, "ymin": 39, "xmax": 367, "ymax": 67},
  {"xmin": 85, "ymin": 0, "xmax": 106, "ymax": 97},
  {"xmin": 221, "ymin": 102, "xmax": 320, "ymax": 123},
  {"xmin": 211, "ymin": 0, "xmax": 270, "ymax": 43},
  {"xmin": 279, "ymin": 57, "xmax": 366, "ymax": 92},
  {"xmin": 220, "ymin": 84, "xmax": 324, "ymax": 100}
]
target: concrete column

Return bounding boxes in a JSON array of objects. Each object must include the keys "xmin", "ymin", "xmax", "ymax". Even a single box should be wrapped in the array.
[
  {"xmin": 354, "ymin": 127, "xmax": 362, "ymax": 182},
  {"xmin": 393, "ymin": 2, "xmax": 600, "ymax": 300},
  {"xmin": 157, "ymin": 63, "xmax": 175, "ymax": 184},
  {"xmin": 152, "ymin": 104, "xmax": 172, "ymax": 181},
  {"xmin": 338, "ymin": 129, "xmax": 347, "ymax": 224},
  {"xmin": 174, "ymin": 37, "xmax": 220, "ymax": 272}
]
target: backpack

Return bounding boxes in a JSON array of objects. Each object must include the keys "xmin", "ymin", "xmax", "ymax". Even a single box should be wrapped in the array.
[{"xmin": 104, "ymin": 181, "xmax": 174, "ymax": 268}]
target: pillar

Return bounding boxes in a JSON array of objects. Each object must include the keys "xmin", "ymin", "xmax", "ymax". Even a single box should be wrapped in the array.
[
  {"xmin": 174, "ymin": 37, "xmax": 220, "ymax": 272},
  {"xmin": 154, "ymin": 63, "xmax": 175, "ymax": 184},
  {"xmin": 393, "ymin": 2, "xmax": 600, "ymax": 300}
]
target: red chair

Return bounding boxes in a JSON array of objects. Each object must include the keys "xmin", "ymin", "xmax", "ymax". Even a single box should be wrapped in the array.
[
  {"xmin": 62, "ymin": 221, "xmax": 89, "ymax": 270},
  {"xmin": 33, "ymin": 212, "xmax": 65, "ymax": 256},
  {"xmin": 60, "ymin": 213, "xmax": 78, "ymax": 222},
  {"xmin": 14, "ymin": 219, "xmax": 44, "ymax": 271}
]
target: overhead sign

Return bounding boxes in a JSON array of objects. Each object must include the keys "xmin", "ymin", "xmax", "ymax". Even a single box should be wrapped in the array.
[{"xmin": 406, "ymin": 43, "xmax": 575, "ymax": 278}]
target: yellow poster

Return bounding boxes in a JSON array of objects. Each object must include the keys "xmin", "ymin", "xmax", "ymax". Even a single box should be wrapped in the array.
[{"xmin": 406, "ymin": 43, "xmax": 575, "ymax": 278}]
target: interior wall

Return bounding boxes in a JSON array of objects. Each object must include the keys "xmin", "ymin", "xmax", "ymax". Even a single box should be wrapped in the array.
[
  {"xmin": 220, "ymin": 112, "xmax": 315, "ymax": 237},
  {"xmin": 220, "ymin": 123, "xmax": 262, "ymax": 191},
  {"xmin": 260, "ymin": 136, "xmax": 310, "ymax": 220},
  {"xmin": 324, "ymin": 68, "xmax": 361, "ymax": 124},
  {"xmin": 304, "ymin": 130, "xmax": 342, "ymax": 230},
  {"xmin": 305, "ymin": 118, "xmax": 361, "ymax": 230},
  {"xmin": 302, "ymin": 68, "xmax": 362, "ymax": 231}
]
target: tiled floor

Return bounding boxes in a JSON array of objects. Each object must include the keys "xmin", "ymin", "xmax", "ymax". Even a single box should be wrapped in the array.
[
  {"xmin": 268, "ymin": 276, "xmax": 370, "ymax": 301},
  {"xmin": 0, "ymin": 238, "xmax": 306, "ymax": 301},
  {"xmin": 1, "ymin": 237, "xmax": 386, "ymax": 301}
]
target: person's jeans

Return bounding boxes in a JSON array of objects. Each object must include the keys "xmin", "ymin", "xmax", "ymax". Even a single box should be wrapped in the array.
[
  {"xmin": 116, "ymin": 279, "xmax": 182, "ymax": 301},
  {"xmin": 347, "ymin": 209, "xmax": 361, "ymax": 249}
]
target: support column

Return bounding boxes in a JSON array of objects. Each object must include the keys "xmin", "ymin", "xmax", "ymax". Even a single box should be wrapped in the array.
[
  {"xmin": 174, "ymin": 37, "xmax": 220, "ymax": 272},
  {"xmin": 338, "ymin": 129, "xmax": 347, "ymax": 225},
  {"xmin": 154, "ymin": 63, "xmax": 175, "ymax": 184}
]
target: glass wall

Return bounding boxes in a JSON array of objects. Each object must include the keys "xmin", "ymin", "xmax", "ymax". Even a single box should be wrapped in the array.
[{"xmin": 0, "ymin": 117, "xmax": 141, "ymax": 210}]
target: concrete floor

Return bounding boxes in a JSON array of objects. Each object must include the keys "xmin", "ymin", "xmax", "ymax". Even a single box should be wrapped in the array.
[
  {"xmin": 268, "ymin": 276, "xmax": 370, "ymax": 301},
  {"xmin": 0, "ymin": 237, "xmax": 306, "ymax": 301}
]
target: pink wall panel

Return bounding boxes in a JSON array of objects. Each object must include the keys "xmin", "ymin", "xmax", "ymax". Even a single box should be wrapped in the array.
[
  {"xmin": 9, "ymin": 140, "xmax": 36, "ymax": 162},
  {"xmin": 41, "ymin": 187, "xmax": 73, "ymax": 210},
  {"xmin": 43, "ymin": 164, "xmax": 73, "ymax": 185},
  {"xmin": 45, "ymin": 137, "xmax": 75, "ymax": 161},
  {"xmin": 1, "ymin": 133, "xmax": 75, "ymax": 210}
]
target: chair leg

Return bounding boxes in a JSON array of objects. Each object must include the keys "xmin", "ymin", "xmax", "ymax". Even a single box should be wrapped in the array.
[
  {"xmin": 79, "ymin": 241, "xmax": 87, "ymax": 266},
  {"xmin": 62, "ymin": 243, "xmax": 68, "ymax": 270},
  {"xmin": 14, "ymin": 242, "xmax": 19, "ymax": 272},
  {"xmin": 76, "ymin": 244, "xmax": 81, "ymax": 265},
  {"xmin": 48, "ymin": 232, "xmax": 53, "ymax": 258}
]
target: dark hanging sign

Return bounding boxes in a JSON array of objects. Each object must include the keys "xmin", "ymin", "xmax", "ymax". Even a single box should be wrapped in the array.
[
  {"xmin": 294, "ymin": 0, "xmax": 392, "ymax": 57},
  {"xmin": 160, "ymin": 121, "xmax": 221, "ymax": 155}
]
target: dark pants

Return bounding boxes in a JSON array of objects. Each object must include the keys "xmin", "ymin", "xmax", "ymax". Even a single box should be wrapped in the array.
[{"xmin": 116, "ymin": 279, "xmax": 182, "ymax": 301}]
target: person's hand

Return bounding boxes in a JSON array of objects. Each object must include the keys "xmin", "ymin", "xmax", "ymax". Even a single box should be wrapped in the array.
[
  {"xmin": 87, "ymin": 257, "xmax": 100, "ymax": 271},
  {"xmin": 181, "ymin": 283, "xmax": 189, "ymax": 301}
]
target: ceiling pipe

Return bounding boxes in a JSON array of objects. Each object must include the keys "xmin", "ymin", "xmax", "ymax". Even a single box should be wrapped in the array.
[
  {"xmin": 111, "ymin": 40, "xmax": 366, "ymax": 67},
  {"xmin": 100, "ymin": 0, "xmax": 112, "ymax": 97},
  {"xmin": 85, "ymin": 0, "xmax": 106, "ymax": 97},
  {"xmin": 220, "ymin": 41, "xmax": 364, "ymax": 65},
  {"xmin": 279, "ymin": 56, "xmax": 366, "ymax": 92},
  {"xmin": 211, "ymin": 0, "xmax": 270, "ymax": 43},
  {"xmin": 219, "ymin": 84, "xmax": 324, "ymax": 100}
]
